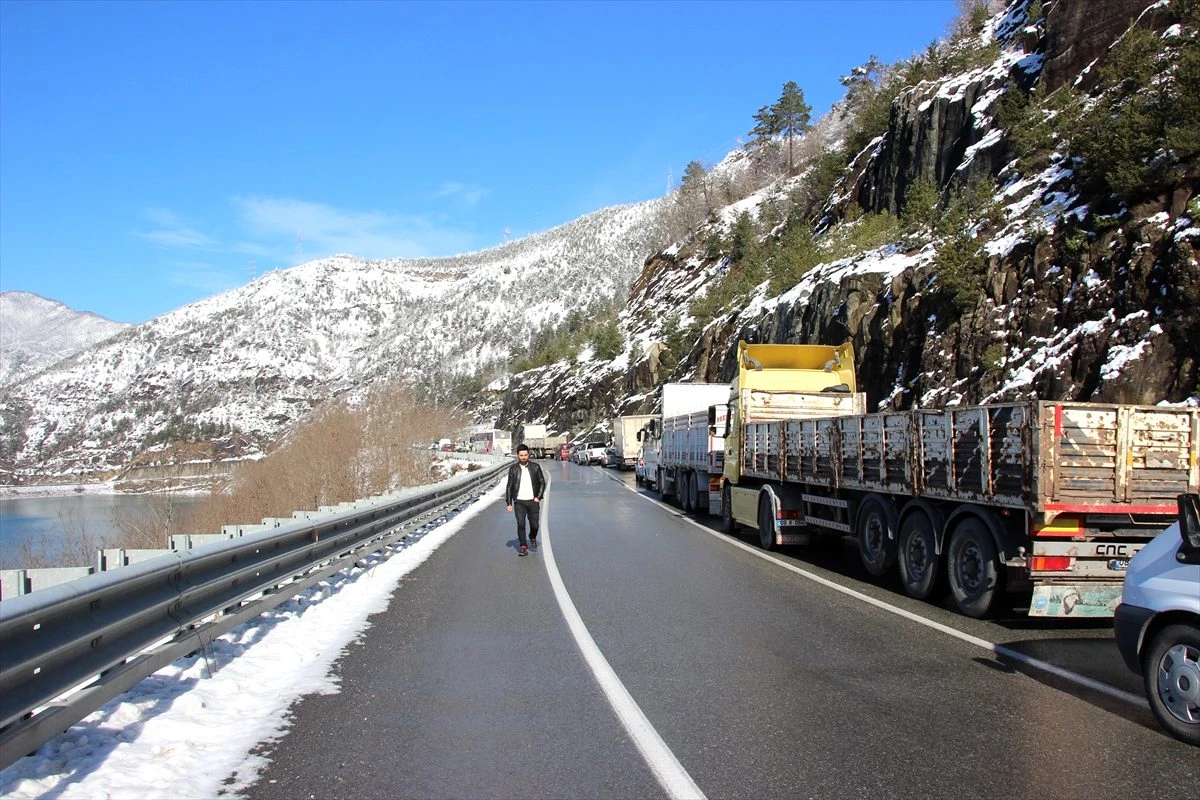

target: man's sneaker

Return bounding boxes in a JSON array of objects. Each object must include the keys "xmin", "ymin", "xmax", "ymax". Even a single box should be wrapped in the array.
[
  {"xmin": 519, "ymin": 545, "xmax": 529, "ymax": 556},
  {"xmin": 530, "ymin": 537, "xmax": 538, "ymax": 550}
]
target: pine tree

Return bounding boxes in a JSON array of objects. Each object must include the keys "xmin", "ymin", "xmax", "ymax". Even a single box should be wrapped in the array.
[
  {"xmin": 775, "ymin": 81, "xmax": 812, "ymax": 173},
  {"xmin": 681, "ymin": 161, "xmax": 711, "ymax": 214},
  {"xmin": 746, "ymin": 82, "xmax": 813, "ymax": 174}
]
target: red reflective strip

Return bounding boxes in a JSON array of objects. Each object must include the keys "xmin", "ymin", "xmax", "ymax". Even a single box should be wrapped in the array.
[
  {"xmin": 1044, "ymin": 503, "xmax": 1173, "ymax": 514},
  {"xmin": 1054, "ymin": 404, "xmax": 1063, "ymax": 439},
  {"xmin": 1031, "ymin": 556, "xmax": 1073, "ymax": 571}
]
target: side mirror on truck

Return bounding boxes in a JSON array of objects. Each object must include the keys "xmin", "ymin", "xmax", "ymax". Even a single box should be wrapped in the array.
[{"xmin": 1178, "ymin": 492, "xmax": 1200, "ymax": 565}]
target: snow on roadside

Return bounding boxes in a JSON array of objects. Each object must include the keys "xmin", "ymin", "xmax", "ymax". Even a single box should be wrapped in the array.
[{"xmin": 0, "ymin": 481, "xmax": 505, "ymax": 799}]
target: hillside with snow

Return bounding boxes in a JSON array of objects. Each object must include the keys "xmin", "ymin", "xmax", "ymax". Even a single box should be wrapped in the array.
[
  {"xmin": 485, "ymin": 0, "xmax": 1199, "ymax": 436},
  {"xmin": 0, "ymin": 292, "xmax": 130, "ymax": 388},
  {"xmin": 0, "ymin": 201, "xmax": 670, "ymax": 483}
]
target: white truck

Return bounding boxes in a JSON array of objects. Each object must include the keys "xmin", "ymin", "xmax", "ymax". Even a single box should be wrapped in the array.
[
  {"xmin": 610, "ymin": 415, "xmax": 654, "ymax": 470},
  {"xmin": 654, "ymin": 382, "xmax": 732, "ymax": 514},
  {"xmin": 515, "ymin": 423, "xmax": 552, "ymax": 458}
]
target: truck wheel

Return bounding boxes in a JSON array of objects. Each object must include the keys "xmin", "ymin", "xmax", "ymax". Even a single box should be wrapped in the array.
[
  {"xmin": 898, "ymin": 511, "xmax": 940, "ymax": 600},
  {"xmin": 679, "ymin": 473, "xmax": 692, "ymax": 512},
  {"xmin": 946, "ymin": 519, "xmax": 1001, "ymax": 618},
  {"xmin": 1142, "ymin": 624, "xmax": 1200, "ymax": 746},
  {"xmin": 757, "ymin": 492, "xmax": 777, "ymax": 551},
  {"xmin": 856, "ymin": 496, "xmax": 897, "ymax": 578},
  {"xmin": 657, "ymin": 468, "xmax": 667, "ymax": 500},
  {"xmin": 685, "ymin": 475, "xmax": 698, "ymax": 514},
  {"xmin": 721, "ymin": 485, "xmax": 736, "ymax": 534}
]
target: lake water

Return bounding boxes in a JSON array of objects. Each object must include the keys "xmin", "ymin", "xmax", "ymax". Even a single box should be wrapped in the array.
[{"xmin": 0, "ymin": 493, "xmax": 200, "ymax": 569}]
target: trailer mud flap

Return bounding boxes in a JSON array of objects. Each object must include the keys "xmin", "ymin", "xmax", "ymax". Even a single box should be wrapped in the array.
[{"xmin": 1028, "ymin": 584, "xmax": 1123, "ymax": 617}]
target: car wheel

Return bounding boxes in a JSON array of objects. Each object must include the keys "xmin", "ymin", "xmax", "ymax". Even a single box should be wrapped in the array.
[{"xmin": 1142, "ymin": 624, "xmax": 1200, "ymax": 746}]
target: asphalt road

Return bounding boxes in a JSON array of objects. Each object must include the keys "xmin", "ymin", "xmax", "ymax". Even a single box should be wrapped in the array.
[{"xmin": 242, "ymin": 461, "xmax": 1199, "ymax": 800}]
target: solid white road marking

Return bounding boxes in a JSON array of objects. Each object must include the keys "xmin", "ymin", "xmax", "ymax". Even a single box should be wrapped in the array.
[
  {"xmin": 623, "ymin": 481, "xmax": 1145, "ymax": 708},
  {"xmin": 538, "ymin": 478, "xmax": 707, "ymax": 800}
]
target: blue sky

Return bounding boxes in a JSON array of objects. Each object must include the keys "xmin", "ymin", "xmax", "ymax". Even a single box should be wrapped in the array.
[{"xmin": 0, "ymin": 0, "xmax": 959, "ymax": 324}]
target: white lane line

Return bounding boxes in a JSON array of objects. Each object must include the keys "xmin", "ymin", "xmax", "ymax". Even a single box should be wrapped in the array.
[
  {"xmin": 538, "ymin": 480, "xmax": 707, "ymax": 800},
  {"xmin": 623, "ymin": 483, "xmax": 1145, "ymax": 708}
]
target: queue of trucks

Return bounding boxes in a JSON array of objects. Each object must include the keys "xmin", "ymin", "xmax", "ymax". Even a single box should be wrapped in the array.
[{"xmin": 631, "ymin": 341, "xmax": 1200, "ymax": 620}]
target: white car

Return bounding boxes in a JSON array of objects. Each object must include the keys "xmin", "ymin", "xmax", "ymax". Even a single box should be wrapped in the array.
[{"xmin": 1113, "ymin": 493, "xmax": 1200, "ymax": 746}]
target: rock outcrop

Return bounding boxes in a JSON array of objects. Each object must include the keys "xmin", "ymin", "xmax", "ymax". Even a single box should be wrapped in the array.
[{"xmin": 491, "ymin": 0, "xmax": 1198, "ymax": 432}]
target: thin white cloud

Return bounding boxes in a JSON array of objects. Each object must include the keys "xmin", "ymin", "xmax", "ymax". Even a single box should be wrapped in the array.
[
  {"xmin": 231, "ymin": 195, "xmax": 476, "ymax": 262},
  {"xmin": 131, "ymin": 209, "xmax": 215, "ymax": 248},
  {"xmin": 434, "ymin": 181, "xmax": 489, "ymax": 207},
  {"xmin": 162, "ymin": 260, "xmax": 241, "ymax": 294}
]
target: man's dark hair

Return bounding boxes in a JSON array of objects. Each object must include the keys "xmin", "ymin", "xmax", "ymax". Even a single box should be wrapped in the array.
[{"xmin": 516, "ymin": 443, "xmax": 529, "ymax": 453}]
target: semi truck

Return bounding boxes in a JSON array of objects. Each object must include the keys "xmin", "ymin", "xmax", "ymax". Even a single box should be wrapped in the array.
[
  {"xmin": 610, "ymin": 415, "xmax": 655, "ymax": 470},
  {"xmin": 714, "ymin": 341, "xmax": 1200, "ymax": 619},
  {"xmin": 654, "ymin": 382, "xmax": 733, "ymax": 513},
  {"xmin": 514, "ymin": 424, "xmax": 564, "ymax": 459}
]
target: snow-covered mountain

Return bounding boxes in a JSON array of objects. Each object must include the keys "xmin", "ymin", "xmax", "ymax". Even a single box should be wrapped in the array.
[
  {"xmin": 0, "ymin": 292, "xmax": 130, "ymax": 388},
  {"xmin": 484, "ymin": 0, "xmax": 1200, "ymax": 436},
  {"xmin": 0, "ymin": 201, "xmax": 671, "ymax": 483}
]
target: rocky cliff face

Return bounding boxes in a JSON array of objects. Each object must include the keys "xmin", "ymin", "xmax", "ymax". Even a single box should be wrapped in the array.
[{"xmin": 491, "ymin": 0, "xmax": 1198, "ymax": 433}]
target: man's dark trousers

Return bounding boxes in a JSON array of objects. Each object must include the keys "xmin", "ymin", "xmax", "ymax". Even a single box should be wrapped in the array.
[{"xmin": 513, "ymin": 499, "xmax": 540, "ymax": 548}]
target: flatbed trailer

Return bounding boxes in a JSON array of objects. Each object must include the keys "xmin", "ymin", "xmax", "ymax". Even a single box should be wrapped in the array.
[
  {"xmin": 718, "ymin": 342, "xmax": 1200, "ymax": 618},
  {"xmin": 657, "ymin": 383, "xmax": 731, "ymax": 513}
]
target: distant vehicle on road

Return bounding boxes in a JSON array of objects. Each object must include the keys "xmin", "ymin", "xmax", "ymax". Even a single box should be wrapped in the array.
[
  {"xmin": 558, "ymin": 442, "xmax": 572, "ymax": 460},
  {"xmin": 610, "ymin": 414, "xmax": 654, "ymax": 470}
]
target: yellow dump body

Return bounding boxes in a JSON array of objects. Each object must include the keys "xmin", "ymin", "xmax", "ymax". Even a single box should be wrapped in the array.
[
  {"xmin": 726, "ymin": 341, "xmax": 864, "ymax": 489},
  {"xmin": 737, "ymin": 341, "xmax": 856, "ymax": 395}
]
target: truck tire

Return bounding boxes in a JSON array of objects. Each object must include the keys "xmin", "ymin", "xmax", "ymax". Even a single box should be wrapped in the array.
[
  {"xmin": 757, "ymin": 491, "xmax": 777, "ymax": 551},
  {"xmin": 680, "ymin": 472, "xmax": 693, "ymax": 512},
  {"xmin": 657, "ymin": 468, "xmax": 668, "ymax": 500},
  {"xmin": 721, "ymin": 484, "xmax": 736, "ymax": 534},
  {"xmin": 1142, "ymin": 624, "xmax": 1200, "ymax": 746},
  {"xmin": 946, "ymin": 518, "xmax": 1002, "ymax": 618},
  {"xmin": 856, "ymin": 495, "xmax": 897, "ymax": 578},
  {"xmin": 898, "ymin": 510, "xmax": 940, "ymax": 600}
]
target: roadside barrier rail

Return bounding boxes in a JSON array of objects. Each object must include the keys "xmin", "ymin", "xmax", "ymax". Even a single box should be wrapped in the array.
[{"xmin": 0, "ymin": 461, "xmax": 506, "ymax": 769}]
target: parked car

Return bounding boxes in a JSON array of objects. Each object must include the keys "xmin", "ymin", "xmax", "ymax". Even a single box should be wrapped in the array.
[{"xmin": 1113, "ymin": 493, "xmax": 1200, "ymax": 746}]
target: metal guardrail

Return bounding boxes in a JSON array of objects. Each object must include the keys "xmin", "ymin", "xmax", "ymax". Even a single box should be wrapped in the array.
[{"xmin": 0, "ymin": 461, "xmax": 506, "ymax": 770}]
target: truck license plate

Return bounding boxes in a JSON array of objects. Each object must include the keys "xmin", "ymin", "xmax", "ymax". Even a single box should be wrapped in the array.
[{"xmin": 1106, "ymin": 559, "xmax": 1130, "ymax": 571}]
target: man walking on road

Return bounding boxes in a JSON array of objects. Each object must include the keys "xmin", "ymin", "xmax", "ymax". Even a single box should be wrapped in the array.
[{"xmin": 505, "ymin": 443, "xmax": 546, "ymax": 556}]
